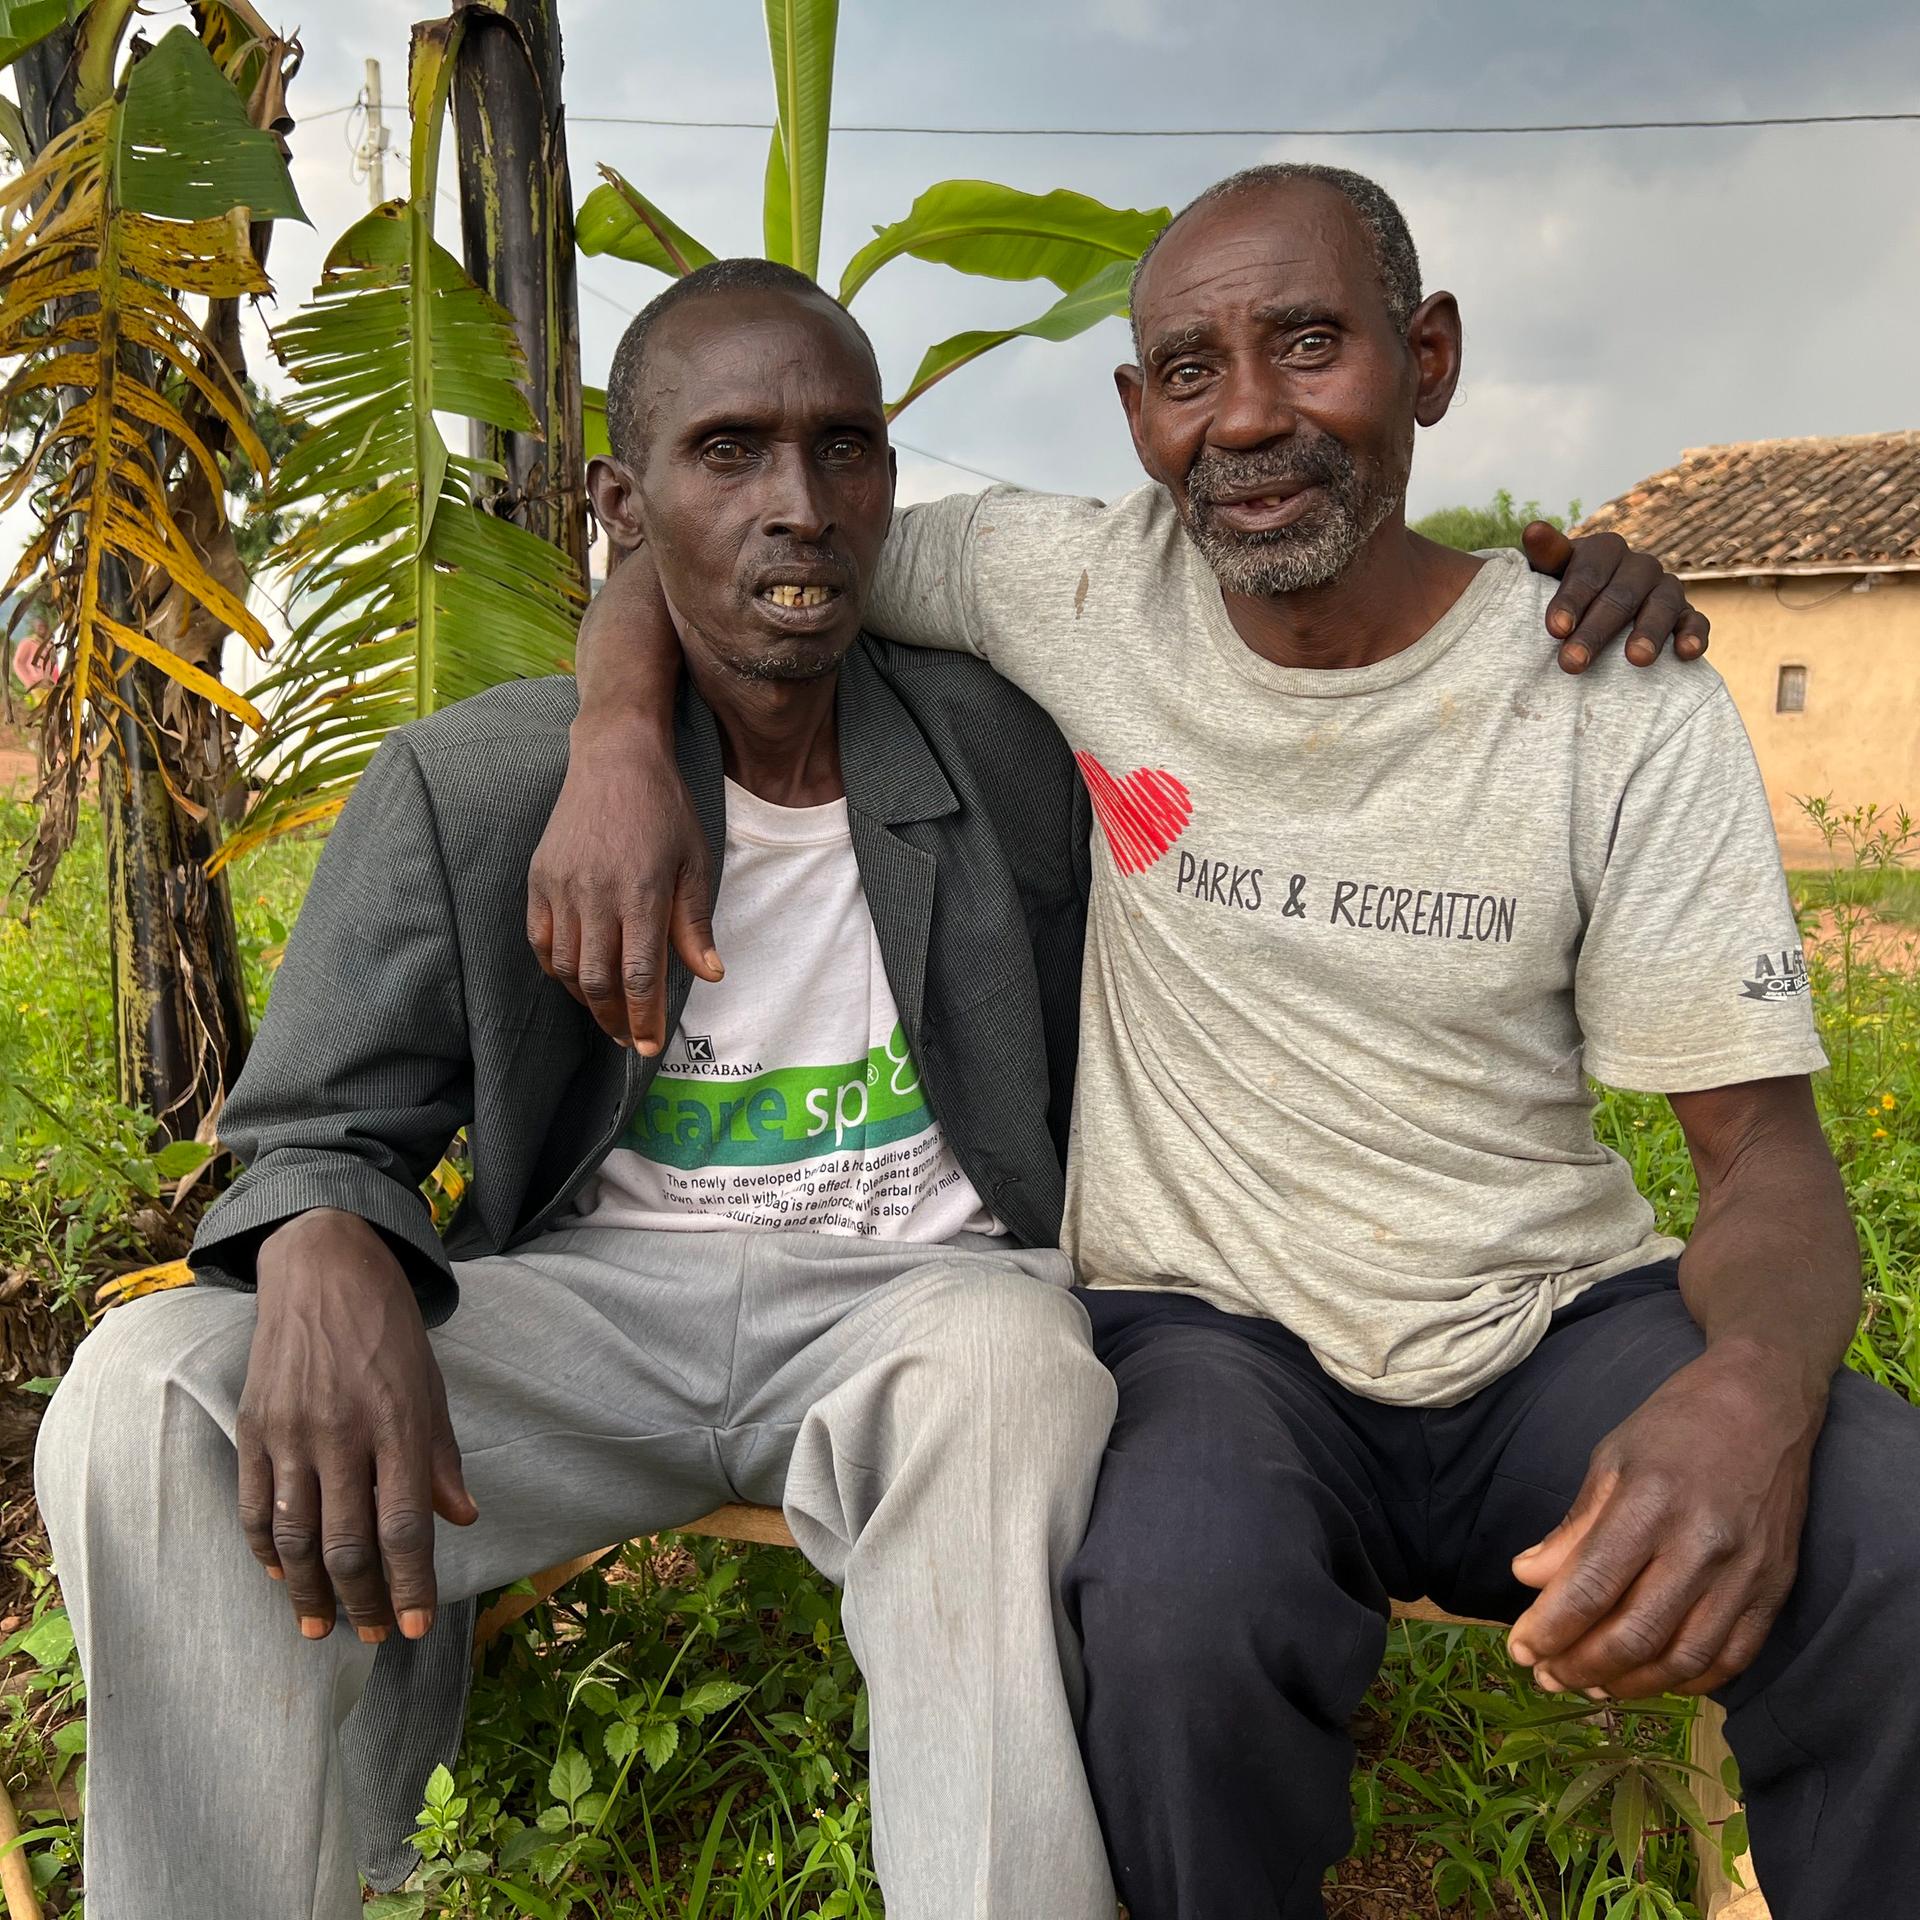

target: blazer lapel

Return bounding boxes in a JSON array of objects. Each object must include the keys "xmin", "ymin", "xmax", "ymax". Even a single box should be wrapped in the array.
[
  {"xmin": 660, "ymin": 691, "xmax": 729, "ymax": 1047},
  {"xmin": 838, "ymin": 643, "xmax": 957, "ymax": 1062}
]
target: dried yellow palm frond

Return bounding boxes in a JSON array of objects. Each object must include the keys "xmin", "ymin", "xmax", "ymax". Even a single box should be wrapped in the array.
[
  {"xmin": 0, "ymin": 25, "xmax": 305, "ymax": 766},
  {"xmin": 96, "ymin": 1257, "xmax": 194, "ymax": 1307}
]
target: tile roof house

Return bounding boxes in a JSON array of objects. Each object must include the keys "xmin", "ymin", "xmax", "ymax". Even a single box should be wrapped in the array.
[
  {"xmin": 1577, "ymin": 433, "xmax": 1920, "ymax": 861},
  {"xmin": 1579, "ymin": 432, "xmax": 1920, "ymax": 579}
]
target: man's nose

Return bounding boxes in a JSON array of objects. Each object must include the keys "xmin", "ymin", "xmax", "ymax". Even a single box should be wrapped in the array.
[
  {"xmin": 1208, "ymin": 355, "xmax": 1296, "ymax": 451},
  {"xmin": 762, "ymin": 448, "xmax": 835, "ymax": 545}
]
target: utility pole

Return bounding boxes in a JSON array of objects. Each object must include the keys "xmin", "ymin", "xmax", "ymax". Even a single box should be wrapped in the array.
[{"xmin": 359, "ymin": 57, "xmax": 389, "ymax": 206}]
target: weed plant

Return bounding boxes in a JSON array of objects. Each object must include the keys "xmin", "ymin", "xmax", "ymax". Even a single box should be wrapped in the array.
[{"xmin": 2, "ymin": 794, "xmax": 1914, "ymax": 1918}]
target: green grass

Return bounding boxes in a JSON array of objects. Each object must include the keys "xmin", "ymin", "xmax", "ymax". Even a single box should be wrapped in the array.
[
  {"xmin": 3, "ymin": 798, "xmax": 1916, "ymax": 1919},
  {"xmin": 1789, "ymin": 862, "xmax": 1920, "ymax": 930}
]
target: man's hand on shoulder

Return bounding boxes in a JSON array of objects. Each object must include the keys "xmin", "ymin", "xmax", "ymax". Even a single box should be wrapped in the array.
[
  {"xmin": 527, "ymin": 548, "xmax": 724, "ymax": 1055},
  {"xmin": 528, "ymin": 721, "xmax": 720, "ymax": 1055},
  {"xmin": 238, "ymin": 1209, "xmax": 477, "ymax": 1644},
  {"xmin": 1505, "ymin": 1341, "xmax": 1820, "ymax": 1700},
  {"xmin": 1520, "ymin": 522, "xmax": 1710, "ymax": 675}
]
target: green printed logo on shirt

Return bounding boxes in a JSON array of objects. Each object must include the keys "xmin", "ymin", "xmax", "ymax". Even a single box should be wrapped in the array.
[{"xmin": 621, "ymin": 1023, "xmax": 932, "ymax": 1171}]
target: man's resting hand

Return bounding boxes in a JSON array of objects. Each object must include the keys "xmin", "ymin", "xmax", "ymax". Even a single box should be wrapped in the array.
[
  {"xmin": 1506, "ymin": 1341, "xmax": 1820, "ymax": 1700},
  {"xmin": 1521, "ymin": 522, "xmax": 1709, "ymax": 674},
  {"xmin": 239, "ymin": 1209, "xmax": 477, "ymax": 1643}
]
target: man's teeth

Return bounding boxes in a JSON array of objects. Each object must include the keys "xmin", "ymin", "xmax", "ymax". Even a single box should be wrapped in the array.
[{"xmin": 764, "ymin": 584, "xmax": 836, "ymax": 608}]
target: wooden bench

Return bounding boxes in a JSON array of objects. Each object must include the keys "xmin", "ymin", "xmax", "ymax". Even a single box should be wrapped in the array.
[{"xmin": 479, "ymin": 1505, "xmax": 1767, "ymax": 1920}]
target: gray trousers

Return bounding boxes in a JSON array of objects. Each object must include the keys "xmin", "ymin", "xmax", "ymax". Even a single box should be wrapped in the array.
[{"xmin": 35, "ymin": 1226, "xmax": 1119, "ymax": 1920}]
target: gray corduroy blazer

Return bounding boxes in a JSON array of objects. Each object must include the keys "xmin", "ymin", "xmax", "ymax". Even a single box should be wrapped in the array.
[{"xmin": 191, "ymin": 634, "xmax": 1092, "ymax": 1301}]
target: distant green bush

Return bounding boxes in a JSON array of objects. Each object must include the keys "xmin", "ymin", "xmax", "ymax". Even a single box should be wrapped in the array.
[{"xmin": 1414, "ymin": 488, "xmax": 1583, "ymax": 553}]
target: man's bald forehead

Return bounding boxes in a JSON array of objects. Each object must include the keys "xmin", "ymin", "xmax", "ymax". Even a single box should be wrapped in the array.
[
  {"xmin": 604, "ymin": 261, "xmax": 883, "ymax": 468},
  {"xmin": 1137, "ymin": 178, "xmax": 1361, "ymax": 315},
  {"xmin": 1128, "ymin": 163, "xmax": 1423, "ymax": 354},
  {"xmin": 645, "ymin": 283, "xmax": 878, "ymax": 385}
]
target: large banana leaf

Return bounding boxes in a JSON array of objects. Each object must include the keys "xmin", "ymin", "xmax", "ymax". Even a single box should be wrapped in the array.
[
  {"xmin": 761, "ymin": 0, "xmax": 835, "ymax": 277},
  {"xmin": 117, "ymin": 22, "xmax": 303, "ymax": 220},
  {"xmin": 839, "ymin": 181, "xmax": 1168, "ymax": 305},
  {"xmin": 0, "ymin": 24, "xmax": 304, "ymax": 757},
  {"xmin": 0, "ymin": 0, "xmax": 69, "ymax": 70},
  {"xmin": 888, "ymin": 258, "xmax": 1133, "ymax": 417},
  {"xmin": 225, "ymin": 11, "xmax": 583, "ymax": 863},
  {"xmin": 575, "ymin": 164, "xmax": 716, "ymax": 277},
  {"xmin": 583, "ymin": 381, "xmax": 609, "ymax": 459}
]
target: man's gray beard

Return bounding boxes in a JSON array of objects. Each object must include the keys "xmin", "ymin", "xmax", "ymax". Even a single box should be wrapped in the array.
[{"xmin": 1183, "ymin": 449, "xmax": 1403, "ymax": 597}]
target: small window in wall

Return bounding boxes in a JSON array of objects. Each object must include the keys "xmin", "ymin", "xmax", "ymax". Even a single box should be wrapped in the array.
[{"xmin": 1776, "ymin": 664, "xmax": 1807, "ymax": 714}]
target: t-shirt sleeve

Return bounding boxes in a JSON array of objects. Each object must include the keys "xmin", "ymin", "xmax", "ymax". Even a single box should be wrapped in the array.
[
  {"xmin": 1575, "ymin": 682, "xmax": 1827, "ymax": 1092},
  {"xmin": 865, "ymin": 490, "xmax": 994, "ymax": 657},
  {"xmin": 865, "ymin": 484, "xmax": 1112, "ymax": 683}
]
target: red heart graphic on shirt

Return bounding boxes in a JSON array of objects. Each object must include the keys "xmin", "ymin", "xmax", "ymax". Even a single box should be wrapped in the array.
[{"xmin": 1075, "ymin": 751, "xmax": 1193, "ymax": 875}]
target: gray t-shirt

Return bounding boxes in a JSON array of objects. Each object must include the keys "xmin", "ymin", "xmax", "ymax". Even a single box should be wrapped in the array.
[{"xmin": 868, "ymin": 483, "xmax": 1827, "ymax": 1407}]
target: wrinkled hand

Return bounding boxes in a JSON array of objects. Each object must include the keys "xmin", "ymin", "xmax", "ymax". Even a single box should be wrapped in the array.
[
  {"xmin": 1521, "ymin": 522, "xmax": 1710, "ymax": 675},
  {"xmin": 238, "ymin": 1209, "xmax": 477, "ymax": 1644},
  {"xmin": 526, "ymin": 724, "xmax": 722, "ymax": 1054},
  {"xmin": 1507, "ymin": 1345, "xmax": 1821, "ymax": 1700}
]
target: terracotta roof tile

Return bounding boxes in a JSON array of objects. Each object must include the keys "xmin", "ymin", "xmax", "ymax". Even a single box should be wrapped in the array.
[{"xmin": 1575, "ymin": 431, "xmax": 1920, "ymax": 576}]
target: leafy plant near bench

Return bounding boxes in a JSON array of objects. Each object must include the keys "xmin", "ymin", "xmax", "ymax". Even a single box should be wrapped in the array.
[{"xmin": 376, "ymin": 1537, "xmax": 877, "ymax": 1920}]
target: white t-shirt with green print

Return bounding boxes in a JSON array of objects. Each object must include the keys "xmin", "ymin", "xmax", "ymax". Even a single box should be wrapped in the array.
[{"xmin": 572, "ymin": 777, "xmax": 1003, "ymax": 1241}]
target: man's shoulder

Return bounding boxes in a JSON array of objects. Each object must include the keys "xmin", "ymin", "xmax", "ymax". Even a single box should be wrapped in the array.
[
  {"xmin": 388, "ymin": 675, "xmax": 578, "ymax": 789},
  {"xmin": 1472, "ymin": 550, "xmax": 1727, "ymax": 756},
  {"xmin": 857, "ymin": 632, "xmax": 1072, "ymax": 760},
  {"xmin": 377, "ymin": 676, "xmax": 581, "ymax": 851},
  {"xmin": 963, "ymin": 478, "xmax": 1185, "ymax": 560}
]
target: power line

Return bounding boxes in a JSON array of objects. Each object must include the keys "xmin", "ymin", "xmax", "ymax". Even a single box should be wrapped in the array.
[
  {"xmin": 565, "ymin": 108, "xmax": 1919, "ymax": 139},
  {"xmin": 891, "ymin": 440, "xmax": 1022, "ymax": 488}
]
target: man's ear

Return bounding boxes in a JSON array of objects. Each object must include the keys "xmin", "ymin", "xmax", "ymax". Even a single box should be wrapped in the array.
[
  {"xmin": 1114, "ymin": 362, "xmax": 1168, "ymax": 487},
  {"xmin": 1407, "ymin": 291, "xmax": 1464, "ymax": 429},
  {"xmin": 586, "ymin": 454, "xmax": 647, "ymax": 553}
]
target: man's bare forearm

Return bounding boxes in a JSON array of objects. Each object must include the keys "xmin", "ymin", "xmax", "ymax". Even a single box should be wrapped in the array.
[
  {"xmin": 575, "ymin": 544, "xmax": 679, "ymax": 745},
  {"xmin": 1672, "ymin": 1077, "xmax": 1862, "ymax": 1410}
]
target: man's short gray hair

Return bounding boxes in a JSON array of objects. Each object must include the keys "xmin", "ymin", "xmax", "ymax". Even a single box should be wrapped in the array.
[{"xmin": 1128, "ymin": 163, "xmax": 1423, "ymax": 357}]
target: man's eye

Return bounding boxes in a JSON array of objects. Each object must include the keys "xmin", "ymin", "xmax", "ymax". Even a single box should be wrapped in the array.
[
  {"xmin": 823, "ymin": 437, "xmax": 864, "ymax": 461},
  {"xmin": 1164, "ymin": 361, "xmax": 1209, "ymax": 387},
  {"xmin": 703, "ymin": 439, "xmax": 749, "ymax": 462},
  {"xmin": 1291, "ymin": 331, "xmax": 1336, "ymax": 356}
]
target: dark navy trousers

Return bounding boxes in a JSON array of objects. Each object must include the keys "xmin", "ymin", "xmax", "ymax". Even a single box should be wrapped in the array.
[{"xmin": 1065, "ymin": 1265, "xmax": 1920, "ymax": 1920}]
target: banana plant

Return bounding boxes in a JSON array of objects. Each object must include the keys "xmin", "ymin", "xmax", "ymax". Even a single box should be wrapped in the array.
[
  {"xmin": 0, "ymin": 25, "xmax": 300, "ymax": 763},
  {"xmin": 220, "ymin": 6, "xmax": 585, "ymax": 864},
  {"xmin": 0, "ymin": 8, "xmax": 304, "ymax": 1124},
  {"xmin": 574, "ymin": 0, "xmax": 1167, "ymax": 437}
]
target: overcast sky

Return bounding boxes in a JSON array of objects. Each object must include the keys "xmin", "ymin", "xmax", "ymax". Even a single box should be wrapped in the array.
[{"xmin": 56, "ymin": 0, "xmax": 1920, "ymax": 529}]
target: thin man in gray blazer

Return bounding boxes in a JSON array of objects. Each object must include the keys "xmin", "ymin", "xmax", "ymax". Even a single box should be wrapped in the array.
[{"xmin": 37, "ymin": 261, "xmax": 1118, "ymax": 1920}]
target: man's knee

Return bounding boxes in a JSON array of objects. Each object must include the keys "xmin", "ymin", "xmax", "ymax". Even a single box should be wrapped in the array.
[
  {"xmin": 886, "ymin": 1265, "xmax": 1115, "ymax": 1454},
  {"xmin": 1799, "ymin": 1370, "xmax": 1920, "ymax": 1626},
  {"xmin": 35, "ymin": 1288, "xmax": 253, "ymax": 1516},
  {"xmin": 1075, "ymin": 1488, "xmax": 1381, "ymax": 1717}
]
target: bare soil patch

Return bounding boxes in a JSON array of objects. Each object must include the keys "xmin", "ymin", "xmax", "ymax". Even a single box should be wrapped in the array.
[{"xmin": 1806, "ymin": 906, "xmax": 1919, "ymax": 973}]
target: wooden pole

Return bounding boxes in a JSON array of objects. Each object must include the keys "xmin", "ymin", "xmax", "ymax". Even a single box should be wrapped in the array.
[{"xmin": 0, "ymin": 1774, "xmax": 44, "ymax": 1920}]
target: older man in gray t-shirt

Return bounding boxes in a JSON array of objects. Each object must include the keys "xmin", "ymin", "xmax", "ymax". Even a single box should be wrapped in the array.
[
  {"xmin": 873, "ymin": 497, "xmax": 1826, "ymax": 1405},
  {"xmin": 550, "ymin": 165, "xmax": 1918, "ymax": 1920}
]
